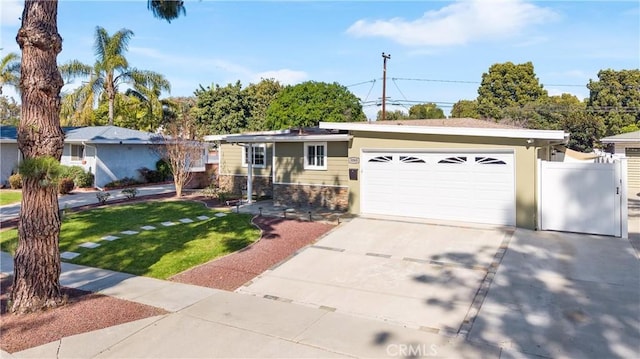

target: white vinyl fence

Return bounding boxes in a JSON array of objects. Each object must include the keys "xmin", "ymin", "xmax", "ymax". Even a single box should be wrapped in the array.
[{"xmin": 538, "ymin": 159, "xmax": 628, "ymax": 237}]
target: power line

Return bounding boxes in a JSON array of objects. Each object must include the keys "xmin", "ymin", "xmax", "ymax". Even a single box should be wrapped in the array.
[
  {"xmin": 345, "ymin": 79, "xmax": 377, "ymax": 88},
  {"xmin": 348, "ymin": 76, "xmax": 587, "ymax": 88},
  {"xmin": 361, "ymin": 79, "xmax": 377, "ymax": 104}
]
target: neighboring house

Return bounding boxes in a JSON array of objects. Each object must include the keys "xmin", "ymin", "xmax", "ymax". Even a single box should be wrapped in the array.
[
  {"xmin": 61, "ymin": 126, "xmax": 165, "ymax": 188},
  {"xmin": 0, "ymin": 126, "xmax": 21, "ymax": 187},
  {"xmin": 601, "ymin": 130, "xmax": 640, "ymax": 196},
  {"xmin": 1, "ymin": 125, "xmax": 210, "ymax": 189},
  {"xmin": 208, "ymin": 119, "xmax": 570, "ymax": 230}
]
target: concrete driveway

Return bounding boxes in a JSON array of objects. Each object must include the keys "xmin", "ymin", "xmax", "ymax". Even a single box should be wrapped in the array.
[
  {"xmin": 468, "ymin": 224, "xmax": 640, "ymax": 358},
  {"xmin": 239, "ymin": 216, "xmax": 640, "ymax": 358},
  {"xmin": 238, "ymin": 217, "xmax": 512, "ymax": 334}
]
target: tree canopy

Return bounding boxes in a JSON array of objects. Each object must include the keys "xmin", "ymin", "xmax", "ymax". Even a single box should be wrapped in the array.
[
  {"xmin": 244, "ymin": 78, "xmax": 284, "ymax": 131},
  {"xmin": 0, "ymin": 52, "xmax": 21, "ymax": 95},
  {"xmin": 264, "ymin": 81, "xmax": 365, "ymax": 129},
  {"xmin": 408, "ymin": 102, "xmax": 445, "ymax": 119},
  {"xmin": 587, "ymin": 69, "xmax": 640, "ymax": 136},
  {"xmin": 193, "ymin": 81, "xmax": 249, "ymax": 135},
  {"xmin": 477, "ymin": 61, "xmax": 547, "ymax": 120},
  {"xmin": 451, "ymin": 99, "xmax": 479, "ymax": 118},
  {"xmin": 60, "ymin": 26, "xmax": 170, "ymax": 127}
]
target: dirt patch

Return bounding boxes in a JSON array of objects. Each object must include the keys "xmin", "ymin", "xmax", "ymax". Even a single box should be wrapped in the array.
[
  {"xmin": 0, "ymin": 275, "xmax": 167, "ymax": 353},
  {"xmin": 170, "ymin": 216, "xmax": 336, "ymax": 290}
]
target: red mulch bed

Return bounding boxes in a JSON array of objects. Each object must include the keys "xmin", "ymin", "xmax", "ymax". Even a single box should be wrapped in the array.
[
  {"xmin": 171, "ymin": 216, "xmax": 336, "ymax": 290},
  {"xmin": 0, "ymin": 275, "xmax": 167, "ymax": 353},
  {"xmin": 0, "ymin": 195, "xmax": 337, "ymax": 353}
]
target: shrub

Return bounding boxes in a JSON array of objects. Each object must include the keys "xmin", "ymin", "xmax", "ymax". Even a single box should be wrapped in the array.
[
  {"xmin": 8, "ymin": 174, "xmax": 22, "ymax": 189},
  {"xmin": 96, "ymin": 191, "xmax": 110, "ymax": 204},
  {"xmin": 58, "ymin": 178, "xmax": 75, "ymax": 194},
  {"xmin": 138, "ymin": 167, "xmax": 164, "ymax": 183},
  {"xmin": 75, "ymin": 171, "xmax": 94, "ymax": 188},
  {"xmin": 104, "ymin": 177, "xmax": 141, "ymax": 188},
  {"xmin": 156, "ymin": 159, "xmax": 172, "ymax": 180},
  {"xmin": 121, "ymin": 188, "xmax": 139, "ymax": 199},
  {"xmin": 59, "ymin": 166, "xmax": 84, "ymax": 181}
]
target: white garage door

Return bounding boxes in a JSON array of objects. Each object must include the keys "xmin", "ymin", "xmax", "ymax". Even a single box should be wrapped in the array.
[{"xmin": 361, "ymin": 150, "xmax": 516, "ymax": 225}]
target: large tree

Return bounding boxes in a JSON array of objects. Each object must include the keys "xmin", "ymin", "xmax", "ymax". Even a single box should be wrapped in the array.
[
  {"xmin": 12, "ymin": 0, "xmax": 185, "ymax": 314},
  {"xmin": 0, "ymin": 51, "xmax": 21, "ymax": 95},
  {"xmin": 265, "ymin": 81, "xmax": 365, "ymax": 129},
  {"xmin": 587, "ymin": 69, "xmax": 640, "ymax": 136},
  {"xmin": 193, "ymin": 81, "xmax": 249, "ymax": 134},
  {"xmin": 60, "ymin": 26, "xmax": 170, "ymax": 126},
  {"xmin": 376, "ymin": 109, "xmax": 408, "ymax": 121},
  {"xmin": 408, "ymin": 102, "xmax": 445, "ymax": 119},
  {"xmin": 244, "ymin": 78, "xmax": 283, "ymax": 131},
  {"xmin": 477, "ymin": 61, "xmax": 547, "ymax": 121},
  {"xmin": 450, "ymin": 99, "xmax": 479, "ymax": 118}
]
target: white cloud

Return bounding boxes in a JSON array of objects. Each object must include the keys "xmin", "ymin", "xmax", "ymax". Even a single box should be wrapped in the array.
[
  {"xmin": 253, "ymin": 69, "xmax": 308, "ymax": 85},
  {"xmin": 346, "ymin": 0, "xmax": 558, "ymax": 47},
  {"xmin": 131, "ymin": 46, "xmax": 307, "ymax": 86},
  {"xmin": 1, "ymin": 0, "xmax": 23, "ymax": 27}
]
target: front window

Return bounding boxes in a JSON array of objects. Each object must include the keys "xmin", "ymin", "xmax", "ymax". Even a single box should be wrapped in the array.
[
  {"xmin": 242, "ymin": 144, "xmax": 266, "ymax": 168},
  {"xmin": 70, "ymin": 144, "xmax": 84, "ymax": 161},
  {"xmin": 304, "ymin": 142, "xmax": 327, "ymax": 170}
]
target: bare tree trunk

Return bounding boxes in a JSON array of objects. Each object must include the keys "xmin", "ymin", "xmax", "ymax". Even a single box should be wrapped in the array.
[
  {"xmin": 12, "ymin": 0, "xmax": 65, "ymax": 314},
  {"xmin": 108, "ymin": 92, "xmax": 114, "ymax": 125}
]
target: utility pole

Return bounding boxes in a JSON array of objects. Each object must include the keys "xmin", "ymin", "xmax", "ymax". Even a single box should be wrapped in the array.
[{"xmin": 381, "ymin": 52, "xmax": 391, "ymax": 121}]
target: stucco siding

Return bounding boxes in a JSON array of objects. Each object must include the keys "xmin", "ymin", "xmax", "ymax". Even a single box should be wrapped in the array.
[
  {"xmin": 274, "ymin": 142, "xmax": 349, "ymax": 187},
  {"xmin": 219, "ymin": 142, "xmax": 273, "ymax": 178},
  {"xmin": 0, "ymin": 143, "xmax": 20, "ymax": 186},
  {"xmin": 347, "ymin": 131, "xmax": 538, "ymax": 229}
]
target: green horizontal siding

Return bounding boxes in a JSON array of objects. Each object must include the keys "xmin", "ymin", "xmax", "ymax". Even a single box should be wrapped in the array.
[
  {"xmin": 219, "ymin": 142, "xmax": 273, "ymax": 177},
  {"xmin": 274, "ymin": 142, "xmax": 348, "ymax": 187}
]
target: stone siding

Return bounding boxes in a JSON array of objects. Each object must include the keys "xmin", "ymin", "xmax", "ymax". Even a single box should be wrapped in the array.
[
  {"xmin": 218, "ymin": 175, "xmax": 273, "ymax": 198},
  {"xmin": 273, "ymin": 183, "xmax": 349, "ymax": 211},
  {"xmin": 185, "ymin": 163, "xmax": 218, "ymax": 189}
]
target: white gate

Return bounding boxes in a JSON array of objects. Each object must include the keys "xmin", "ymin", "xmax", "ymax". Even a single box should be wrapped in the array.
[{"xmin": 538, "ymin": 159, "xmax": 628, "ymax": 237}]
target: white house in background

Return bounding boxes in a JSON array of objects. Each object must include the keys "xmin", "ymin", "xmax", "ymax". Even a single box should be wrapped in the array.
[
  {"xmin": 61, "ymin": 126, "xmax": 164, "ymax": 188},
  {"xmin": 0, "ymin": 126, "xmax": 21, "ymax": 187},
  {"xmin": 1, "ymin": 125, "xmax": 211, "ymax": 189},
  {"xmin": 601, "ymin": 130, "xmax": 640, "ymax": 196}
]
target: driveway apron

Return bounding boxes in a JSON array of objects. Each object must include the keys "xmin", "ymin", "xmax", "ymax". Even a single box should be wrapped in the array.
[{"xmin": 237, "ymin": 217, "xmax": 511, "ymax": 334}]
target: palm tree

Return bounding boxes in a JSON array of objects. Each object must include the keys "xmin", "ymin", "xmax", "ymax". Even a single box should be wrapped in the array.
[
  {"xmin": 0, "ymin": 51, "xmax": 21, "ymax": 95},
  {"xmin": 60, "ymin": 26, "xmax": 171, "ymax": 126},
  {"xmin": 12, "ymin": 0, "xmax": 186, "ymax": 314},
  {"xmin": 124, "ymin": 70, "xmax": 171, "ymax": 131}
]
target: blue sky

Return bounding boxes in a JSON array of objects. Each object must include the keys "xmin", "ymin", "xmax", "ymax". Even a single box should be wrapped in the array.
[{"xmin": 1, "ymin": 0, "xmax": 639, "ymax": 119}]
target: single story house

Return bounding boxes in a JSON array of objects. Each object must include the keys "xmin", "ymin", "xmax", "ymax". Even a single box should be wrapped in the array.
[
  {"xmin": 601, "ymin": 130, "xmax": 640, "ymax": 196},
  {"xmin": 207, "ymin": 119, "xmax": 569, "ymax": 230},
  {"xmin": 1, "ymin": 125, "xmax": 210, "ymax": 189}
]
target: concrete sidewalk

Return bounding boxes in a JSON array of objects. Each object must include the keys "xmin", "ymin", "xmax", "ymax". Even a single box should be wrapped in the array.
[
  {"xmin": 1, "ymin": 251, "xmax": 499, "ymax": 358},
  {"xmin": 0, "ymin": 184, "xmax": 176, "ymax": 222}
]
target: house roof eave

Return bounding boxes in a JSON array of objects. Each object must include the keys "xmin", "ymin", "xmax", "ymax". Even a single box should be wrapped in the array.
[
  {"xmin": 216, "ymin": 134, "xmax": 352, "ymax": 143},
  {"xmin": 319, "ymin": 122, "xmax": 569, "ymax": 141}
]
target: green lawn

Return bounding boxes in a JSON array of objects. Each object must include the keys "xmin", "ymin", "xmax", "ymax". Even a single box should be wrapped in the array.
[
  {"xmin": 0, "ymin": 201, "xmax": 260, "ymax": 279},
  {"xmin": 0, "ymin": 190, "xmax": 21, "ymax": 206}
]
